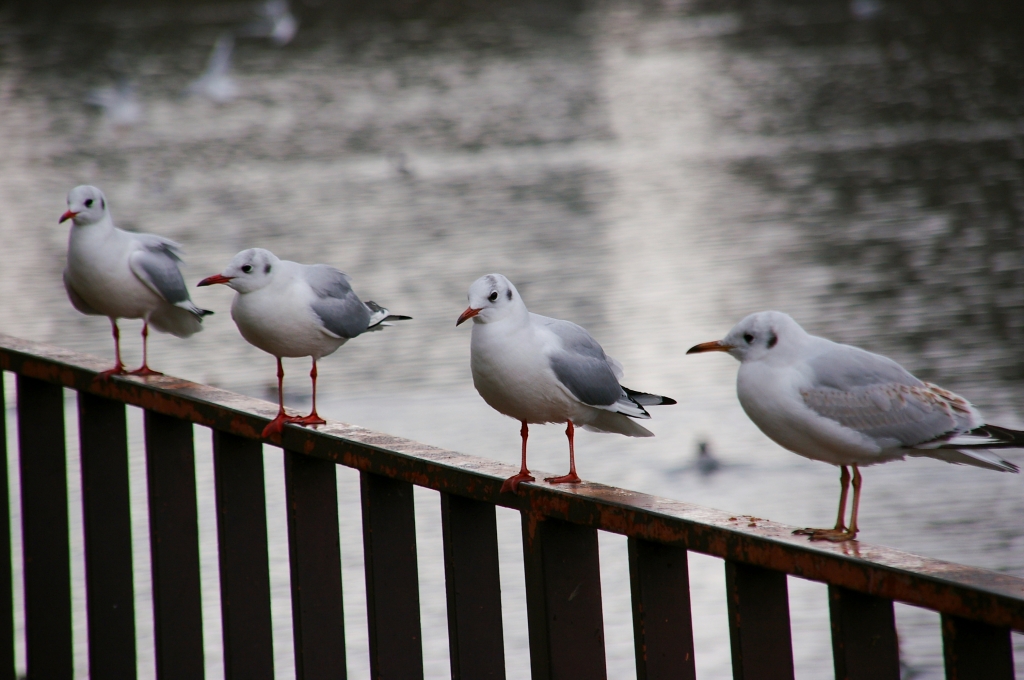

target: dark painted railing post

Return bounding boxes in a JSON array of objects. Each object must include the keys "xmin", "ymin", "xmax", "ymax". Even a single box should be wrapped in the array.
[
  {"xmin": 213, "ymin": 431, "xmax": 275, "ymax": 680},
  {"xmin": 0, "ymin": 374, "xmax": 15, "ymax": 680},
  {"xmin": 828, "ymin": 585, "xmax": 899, "ymax": 680},
  {"xmin": 145, "ymin": 410, "xmax": 205, "ymax": 679},
  {"xmin": 16, "ymin": 375, "xmax": 72, "ymax": 678},
  {"xmin": 440, "ymin": 492, "xmax": 506, "ymax": 680},
  {"xmin": 522, "ymin": 512, "xmax": 607, "ymax": 680},
  {"xmin": 628, "ymin": 537, "xmax": 695, "ymax": 680},
  {"xmin": 284, "ymin": 449, "xmax": 347, "ymax": 680},
  {"xmin": 361, "ymin": 472, "xmax": 424, "ymax": 680},
  {"xmin": 79, "ymin": 392, "xmax": 137, "ymax": 679},
  {"xmin": 941, "ymin": 614, "xmax": 1015, "ymax": 680},
  {"xmin": 724, "ymin": 561, "xmax": 794, "ymax": 680}
]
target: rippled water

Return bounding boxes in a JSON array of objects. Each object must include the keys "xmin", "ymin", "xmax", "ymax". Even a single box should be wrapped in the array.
[{"xmin": 2, "ymin": 0, "xmax": 1023, "ymax": 677}]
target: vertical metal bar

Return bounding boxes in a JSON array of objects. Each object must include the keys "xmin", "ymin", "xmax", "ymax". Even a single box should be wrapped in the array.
[
  {"xmin": 16, "ymin": 375, "xmax": 73, "ymax": 678},
  {"xmin": 521, "ymin": 513, "xmax": 607, "ymax": 680},
  {"xmin": 361, "ymin": 472, "xmax": 424, "ymax": 680},
  {"xmin": 214, "ymin": 431, "xmax": 274, "ymax": 680},
  {"xmin": 828, "ymin": 585, "xmax": 899, "ymax": 680},
  {"xmin": 440, "ymin": 492, "xmax": 506, "ymax": 680},
  {"xmin": 724, "ymin": 561, "xmax": 794, "ymax": 680},
  {"xmin": 941, "ymin": 614, "xmax": 1014, "ymax": 680},
  {"xmin": 628, "ymin": 537, "xmax": 695, "ymax": 680},
  {"xmin": 0, "ymin": 374, "xmax": 15, "ymax": 680},
  {"xmin": 284, "ymin": 450, "xmax": 346, "ymax": 680},
  {"xmin": 145, "ymin": 410, "xmax": 205, "ymax": 679},
  {"xmin": 79, "ymin": 392, "xmax": 137, "ymax": 679}
]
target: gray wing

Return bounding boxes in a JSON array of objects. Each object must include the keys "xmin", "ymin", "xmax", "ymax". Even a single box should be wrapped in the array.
[
  {"xmin": 128, "ymin": 238, "xmax": 193, "ymax": 306},
  {"xmin": 305, "ymin": 265, "xmax": 371, "ymax": 339},
  {"xmin": 802, "ymin": 344, "xmax": 974, "ymax": 447},
  {"xmin": 539, "ymin": 315, "xmax": 625, "ymax": 408},
  {"xmin": 63, "ymin": 270, "xmax": 102, "ymax": 315}
]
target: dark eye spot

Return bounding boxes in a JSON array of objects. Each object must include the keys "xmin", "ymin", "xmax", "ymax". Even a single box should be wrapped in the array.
[
  {"xmin": 506, "ymin": 289, "xmax": 512, "ymax": 300},
  {"xmin": 767, "ymin": 333, "xmax": 778, "ymax": 349},
  {"xmin": 264, "ymin": 264, "xmax": 272, "ymax": 274},
  {"xmin": 743, "ymin": 333, "xmax": 754, "ymax": 344},
  {"xmin": 488, "ymin": 291, "xmax": 498, "ymax": 302},
  {"xmin": 84, "ymin": 199, "xmax": 94, "ymax": 208},
  {"xmin": 241, "ymin": 264, "xmax": 253, "ymax": 273}
]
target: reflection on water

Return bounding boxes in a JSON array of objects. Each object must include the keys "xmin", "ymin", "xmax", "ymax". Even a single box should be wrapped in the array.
[{"xmin": 1, "ymin": 0, "xmax": 1023, "ymax": 678}]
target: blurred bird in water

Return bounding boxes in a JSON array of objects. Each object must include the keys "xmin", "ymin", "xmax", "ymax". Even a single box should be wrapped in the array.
[
  {"xmin": 85, "ymin": 77, "xmax": 142, "ymax": 128},
  {"xmin": 185, "ymin": 33, "xmax": 239, "ymax": 104},
  {"xmin": 61, "ymin": 185, "xmax": 211, "ymax": 379},
  {"xmin": 239, "ymin": 0, "xmax": 298, "ymax": 46},
  {"xmin": 199, "ymin": 248, "xmax": 410, "ymax": 438},
  {"xmin": 689, "ymin": 311, "xmax": 1022, "ymax": 542}
]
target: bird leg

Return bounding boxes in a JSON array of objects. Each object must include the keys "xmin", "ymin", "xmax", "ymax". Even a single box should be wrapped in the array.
[
  {"xmin": 501, "ymin": 421, "xmax": 535, "ymax": 494},
  {"xmin": 794, "ymin": 465, "xmax": 859, "ymax": 542},
  {"xmin": 95, "ymin": 318, "xmax": 127, "ymax": 381},
  {"xmin": 262, "ymin": 357, "xmax": 303, "ymax": 438},
  {"xmin": 293, "ymin": 359, "xmax": 327, "ymax": 427},
  {"xmin": 129, "ymin": 320, "xmax": 163, "ymax": 377},
  {"xmin": 545, "ymin": 421, "xmax": 583, "ymax": 484}
]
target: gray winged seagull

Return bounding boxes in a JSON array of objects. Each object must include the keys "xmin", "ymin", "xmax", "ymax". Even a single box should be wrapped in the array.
[
  {"xmin": 61, "ymin": 185, "xmax": 212, "ymax": 379},
  {"xmin": 199, "ymin": 248, "xmax": 410, "ymax": 438},
  {"xmin": 457, "ymin": 273, "xmax": 676, "ymax": 494},
  {"xmin": 689, "ymin": 311, "xmax": 1022, "ymax": 542}
]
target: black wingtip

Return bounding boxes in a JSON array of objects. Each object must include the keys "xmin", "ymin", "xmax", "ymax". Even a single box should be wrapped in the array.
[
  {"xmin": 387, "ymin": 314, "xmax": 413, "ymax": 321},
  {"xmin": 661, "ymin": 397, "xmax": 678, "ymax": 406},
  {"xmin": 199, "ymin": 308, "xmax": 214, "ymax": 317}
]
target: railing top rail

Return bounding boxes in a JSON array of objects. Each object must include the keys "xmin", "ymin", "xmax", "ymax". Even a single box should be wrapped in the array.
[{"xmin": 2, "ymin": 333, "xmax": 1023, "ymax": 631}]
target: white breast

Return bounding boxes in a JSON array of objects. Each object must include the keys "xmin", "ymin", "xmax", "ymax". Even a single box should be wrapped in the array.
[
  {"xmin": 230, "ymin": 277, "xmax": 345, "ymax": 360},
  {"xmin": 66, "ymin": 225, "xmax": 162, "ymax": 319}
]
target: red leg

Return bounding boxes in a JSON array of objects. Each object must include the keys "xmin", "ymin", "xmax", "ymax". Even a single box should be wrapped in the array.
[
  {"xmin": 129, "ymin": 320, "xmax": 163, "ymax": 377},
  {"xmin": 95, "ymin": 318, "xmax": 127, "ymax": 381},
  {"xmin": 545, "ymin": 421, "xmax": 582, "ymax": 484},
  {"xmin": 262, "ymin": 357, "xmax": 303, "ymax": 438},
  {"xmin": 501, "ymin": 421, "xmax": 535, "ymax": 494},
  {"xmin": 293, "ymin": 359, "xmax": 327, "ymax": 427}
]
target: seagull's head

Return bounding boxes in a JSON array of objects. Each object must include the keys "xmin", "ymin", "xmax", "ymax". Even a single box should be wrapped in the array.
[
  {"xmin": 60, "ymin": 185, "xmax": 108, "ymax": 226},
  {"xmin": 198, "ymin": 248, "xmax": 280, "ymax": 293},
  {"xmin": 457, "ymin": 273, "xmax": 523, "ymax": 326},
  {"xmin": 688, "ymin": 311, "xmax": 805, "ymax": 363}
]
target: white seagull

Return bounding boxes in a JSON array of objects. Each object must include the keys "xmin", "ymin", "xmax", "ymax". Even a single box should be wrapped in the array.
[
  {"xmin": 185, "ymin": 33, "xmax": 239, "ymax": 104},
  {"xmin": 457, "ymin": 274, "xmax": 676, "ymax": 494},
  {"xmin": 198, "ymin": 248, "xmax": 410, "ymax": 438},
  {"xmin": 61, "ymin": 185, "xmax": 211, "ymax": 379},
  {"xmin": 688, "ymin": 311, "xmax": 1022, "ymax": 542}
]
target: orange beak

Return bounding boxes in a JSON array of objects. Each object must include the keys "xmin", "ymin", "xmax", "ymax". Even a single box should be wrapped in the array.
[
  {"xmin": 197, "ymin": 274, "xmax": 234, "ymax": 287},
  {"xmin": 687, "ymin": 340, "xmax": 732, "ymax": 354},
  {"xmin": 59, "ymin": 210, "xmax": 78, "ymax": 224},
  {"xmin": 456, "ymin": 307, "xmax": 481, "ymax": 326}
]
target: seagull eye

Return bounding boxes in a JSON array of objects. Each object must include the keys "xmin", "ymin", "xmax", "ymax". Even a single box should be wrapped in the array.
[
  {"xmin": 241, "ymin": 264, "xmax": 253, "ymax": 273},
  {"xmin": 743, "ymin": 333, "xmax": 754, "ymax": 344},
  {"xmin": 84, "ymin": 199, "xmax": 94, "ymax": 208},
  {"xmin": 488, "ymin": 291, "xmax": 498, "ymax": 302}
]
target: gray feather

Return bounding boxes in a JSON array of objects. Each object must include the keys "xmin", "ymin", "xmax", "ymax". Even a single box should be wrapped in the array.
[
  {"xmin": 129, "ymin": 243, "xmax": 192, "ymax": 306},
  {"xmin": 306, "ymin": 265, "xmax": 372, "ymax": 338},
  {"xmin": 539, "ymin": 315, "xmax": 628, "ymax": 409}
]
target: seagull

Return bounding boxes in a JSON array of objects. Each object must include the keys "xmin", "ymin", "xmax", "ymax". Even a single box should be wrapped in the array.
[
  {"xmin": 457, "ymin": 274, "xmax": 676, "ymax": 494},
  {"xmin": 61, "ymin": 185, "xmax": 212, "ymax": 379},
  {"xmin": 198, "ymin": 248, "xmax": 411, "ymax": 438},
  {"xmin": 85, "ymin": 77, "xmax": 143, "ymax": 128},
  {"xmin": 688, "ymin": 311, "xmax": 1022, "ymax": 542},
  {"xmin": 238, "ymin": 0, "xmax": 298, "ymax": 46},
  {"xmin": 185, "ymin": 33, "xmax": 239, "ymax": 104}
]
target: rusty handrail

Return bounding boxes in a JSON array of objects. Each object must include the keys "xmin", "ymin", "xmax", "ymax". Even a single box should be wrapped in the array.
[{"xmin": 2, "ymin": 332, "xmax": 1022, "ymax": 632}]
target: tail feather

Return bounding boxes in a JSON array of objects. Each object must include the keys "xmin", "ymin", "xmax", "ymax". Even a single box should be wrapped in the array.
[
  {"xmin": 935, "ymin": 424, "xmax": 1024, "ymax": 450},
  {"xmin": 582, "ymin": 409, "xmax": 655, "ymax": 437},
  {"xmin": 623, "ymin": 386, "xmax": 677, "ymax": 407},
  {"xmin": 909, "ymin": 447, "xmax": 1019, "ymax": 473}
]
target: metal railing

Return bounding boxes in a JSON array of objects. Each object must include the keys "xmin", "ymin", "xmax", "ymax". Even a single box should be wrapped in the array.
[{"xmin": 0, "ymin": 332, "xmax": 1021, "ymax": 680}]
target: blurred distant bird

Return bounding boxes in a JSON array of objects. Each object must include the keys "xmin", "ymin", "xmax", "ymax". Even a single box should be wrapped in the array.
[
  {"xmin": 694, "ymin": 440, "xmax": 721, "ymax": 475},
  {"xmin": 185, "ymin": 33, "xmax": 239, "ymax": 104},
  {"xmin": 457, "ymin": 274, "xmax": 676, "ymax": 494},
  {"xmin": 61, "ymin": 185, "xmax": 212, "ymax": 379},
  {"xmin": 689, "ymin": 311, "xmax": 1022, "ymax": 542},
  {"xmin": 85, "ymin": 78, "xmax": 142, "ymax": 128},
  {"xmin": 850, "ymin": 0, "xmax": 882, "ymax": 20},
  {"xmin": 198, "ymin": 248, "xmax": 411, "ymax": 438},
  {"xmin": 239, "ymin": 0, "xmax": 298, "ymax": 46}
]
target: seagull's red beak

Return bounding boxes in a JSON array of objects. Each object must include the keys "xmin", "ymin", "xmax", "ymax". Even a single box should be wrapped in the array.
[
  {"xmin": 59, "ymin": 210, "xmax": 78, "ymax": 224},
  {"xmin": 687, "ymin": 340, "xmax": 732, "ymax": 354},
  {"xmin": 198, "ymin": 274, "xmax": 234, "ymax": 287},
  {"xmin": 456, "ymin": 307, "xmax": 481, "ymax": 326}
]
